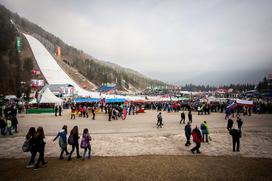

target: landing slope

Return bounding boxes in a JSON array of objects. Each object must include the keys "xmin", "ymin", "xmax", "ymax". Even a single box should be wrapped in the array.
[{"xmin": 24, "ymin": 33, "xmax": 99, "ymax": 97}]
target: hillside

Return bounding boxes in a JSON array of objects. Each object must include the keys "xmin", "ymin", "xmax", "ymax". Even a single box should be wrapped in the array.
[
  {"xmin": 1, "ymin": 4, "xmax": 165, "ymax": 93},
  {"xmin": 0, "ymin": 5, "xmax": 36, "ymax": 97}
]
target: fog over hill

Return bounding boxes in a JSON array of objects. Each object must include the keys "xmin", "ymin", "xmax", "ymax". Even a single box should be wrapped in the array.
[{"xmin": 149, "ymin": 66, "xmax": 272, "ymax": 86}]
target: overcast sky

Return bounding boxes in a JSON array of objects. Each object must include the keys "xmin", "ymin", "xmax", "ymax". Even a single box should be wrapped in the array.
[{"xmin": 1, "ymin": 0, "xmax": 272, "ymax": 85}]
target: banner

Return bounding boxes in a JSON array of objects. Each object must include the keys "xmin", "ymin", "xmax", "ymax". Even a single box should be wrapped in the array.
[
  {"xmin": 236, "ymin": 99, "xmax": 254, "ymax": 106},
  {"xmin": 31, "ymin": 79, "xmax": 45, "ymax": 87}
]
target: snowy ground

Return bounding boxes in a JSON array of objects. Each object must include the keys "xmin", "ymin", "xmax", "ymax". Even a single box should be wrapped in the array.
[{"xmin": 0, "ymin": 110, "xmax": 271, "ymax": 158}]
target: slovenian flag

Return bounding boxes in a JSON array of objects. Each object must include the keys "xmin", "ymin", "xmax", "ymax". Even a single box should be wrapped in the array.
[{"xmin": 227, "ymin": 102, "xmax": 237, "ymax": 110}]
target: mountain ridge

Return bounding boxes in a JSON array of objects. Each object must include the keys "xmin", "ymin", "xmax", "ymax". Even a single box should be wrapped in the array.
[{"xmin": 3, "ymin": 4, "xmax": 165, "ymax": 91}]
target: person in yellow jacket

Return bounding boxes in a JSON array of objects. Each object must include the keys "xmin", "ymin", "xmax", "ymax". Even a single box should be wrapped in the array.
[
  {"xmin": 200, "ymin": 121, "xmax": 209, "ymax": 143},
  {"xmin": 6, "ymin": 117, "xmax": 13, "ymax": 135}
]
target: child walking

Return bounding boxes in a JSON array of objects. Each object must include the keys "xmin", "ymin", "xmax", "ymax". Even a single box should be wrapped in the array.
[{"xmin": 80, "ymin": 128, "xmax": 92, "ymax": 160}]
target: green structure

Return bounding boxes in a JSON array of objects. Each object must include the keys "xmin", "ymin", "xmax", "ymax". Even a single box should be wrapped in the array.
[
  {"xmin": 26, "ymin": 108, "xmax": 55, "ymax": 114},
  {"xmin": 16, "ymin": 36, "xmax": 21, "ymax": 53}
]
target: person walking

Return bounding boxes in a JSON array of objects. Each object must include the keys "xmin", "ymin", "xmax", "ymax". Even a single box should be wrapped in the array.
[
  {"xmin": 200, "ymin": 121, "xmax": 209, "ymax": 143},
  {"xmin": 191, "ymin": 125, "xmax": 202, "ymax": 154},
  {"xmin": 68, "ymin": 126, "xmax": 81, "ymax": 160},
  {"xmin": 26, "ymin": 127, "xmax": 37, "ymax": 168},
  {"xmin": 11, "ymin": 116, "xmax": 18, "ymax": 133},
  {"xmin": 6, "ymin": 116, "xmax": 13, "ymax": 135},
  {"xmin": 108, "ymin": 106, "xmax": 112, "ymax": 121},
  {"xmin": 229, "ymin": 124, "xmax": 241, "ymax": 152},
  {"xmin": 80, "ymin": 128, "xmax": 92, "ymax": 160},
  {"xmin": 54, "ymin": 105, "xmax": 58, "ymax": 116},
  {"xmin": 79, "ymin": 105, "xmax": 83, "ymax": 117},
  {"xmin": 58, "ymin": 105, "xmax": 62, "ymax": 116},
  {"xmin": 188, "ymin": 111, "xmax": 192, "ymax": 123},
  {"xmin": 157, "ymin": 112, "xmax": 163, "ymax": 128},
  {"xmin": 53, "ymin": 125, "xmax": 69, "ymax": 159},
  {"xmin": 180, "ymin": 111, "xmax": 186, "ymax": 124},
  {"xmin": 71, "ymin": 105, "xmax": 76, "ymax": 119},
  {"xmin": 91, "ymin": 107, "xmax": 96, "ymax": 120},
  {"xmin": 237, "ymin": 116, "xmax": 243, "ymax": 130},
  {"xmin": 83, "ymin": 105, "xmax": 89, "ymax": 118},
  {"xmin": 184, "ymin": 122, "xmax": 192, "ymax": 146},
  {"xmin": 34, "ymin": 127, "xmax": 47, "ymax": 169}
]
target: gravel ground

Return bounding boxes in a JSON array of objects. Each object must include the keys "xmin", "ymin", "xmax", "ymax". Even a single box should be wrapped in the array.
[
  {"xmin": 0, "ymin": 110, "xmax": 271, "ymax": 158},
  {"xmin": 1, "ymin": 110, "xmax": 272, "ymax": 180}
]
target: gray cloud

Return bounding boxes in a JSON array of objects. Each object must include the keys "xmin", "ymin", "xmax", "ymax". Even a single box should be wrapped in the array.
[{"xmin": 1, "ymin": 0, "xmax": 272, "ymax": 85}]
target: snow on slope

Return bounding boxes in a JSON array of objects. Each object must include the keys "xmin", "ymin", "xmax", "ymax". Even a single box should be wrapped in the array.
[{"xmin": 23, "ymin": 33, "xmax": 99, "ymax": 97}]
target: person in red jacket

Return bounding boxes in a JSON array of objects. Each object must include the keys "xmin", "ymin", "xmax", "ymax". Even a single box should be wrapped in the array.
[{"xmin": 191, "ymin": 125, "xmax": 202, "ymax": 154}]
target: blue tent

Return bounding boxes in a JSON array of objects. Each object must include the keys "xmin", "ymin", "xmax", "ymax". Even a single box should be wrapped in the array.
[
  {"xmin": 74, "ymin": 97, "xmax": 100, "ymax": 103},
  {"xmin": 105, "ymin": 98, "xmax": 126, "ymax": 103}
]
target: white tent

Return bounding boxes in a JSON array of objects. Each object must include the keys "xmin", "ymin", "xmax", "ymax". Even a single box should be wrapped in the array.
[{"xmin": 29, "ymin": 87, "xmax": 63, "ymax": 104}]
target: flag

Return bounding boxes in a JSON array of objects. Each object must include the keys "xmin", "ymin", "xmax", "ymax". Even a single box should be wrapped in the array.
[{"xmin": 227, "ymin": 102, "xmax": 237, "ymax": 110}]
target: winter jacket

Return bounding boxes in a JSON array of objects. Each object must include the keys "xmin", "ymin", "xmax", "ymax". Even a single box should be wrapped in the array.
[
  {"xmin": 200, "ymin": 123, "xmax": 209, "ymax": 134},
  {"xmin": 227, "ymin": 119, "xmax": 233, "ymax": 130},
  {"xmin": 181, "ymin": 113, "xmax": 185, "ymax": 119},
  {"xmin": 54, "ymin": 129, "xmax": 67, "ymax": 148},
  {"xmin": 6, "ymin": 119, "xmax": 12, "ymax": 128},
  {"xmin": 192, "ymin": 128, "xmax": 202, "ymax": 143},
  {"xmin": 34, "ymin": 134, "xmax": 46, "ymax": 152},
  {"xmin": 26, "ymin": 134, "xmax": 36, "ymax": 152},
  {"xmin": 157, "ymin": 114, "xmax": 162, "ymax": 121},
  {"xmin": 81, "ymin": 133, "xmax": 91, "ymax": 149},
  {"xmin": 73, "ymin": 133, "xmax": 80, "ymax": 145},
  {"xmin": 185, "ymin": 124, "xmax": 191, "ymax": 137}
]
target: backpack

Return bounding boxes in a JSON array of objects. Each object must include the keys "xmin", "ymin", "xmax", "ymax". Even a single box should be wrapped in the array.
[
  {"xmin": 22, "ymin": 137, "xmax": 31, "ymax": 152},
  {"xmin": 68, "ymin": 135, "xmax": 74, "ymax": 145}
]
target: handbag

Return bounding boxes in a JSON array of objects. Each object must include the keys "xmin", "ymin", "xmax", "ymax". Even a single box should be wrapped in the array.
[{"xmin": 22, "ymin": 137, "xmax": 31, "ymax": 152}]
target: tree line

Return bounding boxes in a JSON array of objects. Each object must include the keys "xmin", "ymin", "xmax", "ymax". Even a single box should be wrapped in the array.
[{"xmin": 0, "ymin": 5, "xmax": 33, "ymax": 97}]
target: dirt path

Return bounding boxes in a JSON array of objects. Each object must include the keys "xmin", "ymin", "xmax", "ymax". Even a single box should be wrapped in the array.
[{"xmin": 0, "ymin": 155, "xmax": 271, "ymax": 181}]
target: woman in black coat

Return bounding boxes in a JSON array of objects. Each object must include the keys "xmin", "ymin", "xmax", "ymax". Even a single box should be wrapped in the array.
[
  {"xmin": 26, "ymin": 127, "xmax": 36, "ymax": 168},
  {"xmin": 68, "ymin": 126, "xmax": 81, "ymax": 160},
  {"xmin": 34, "ymin": 127, "xmax": 47, "ymax": 169}
]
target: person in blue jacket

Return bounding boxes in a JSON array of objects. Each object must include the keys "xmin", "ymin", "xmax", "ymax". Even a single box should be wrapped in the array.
[
  {"xmin": 200, "ymin": 121, "xmax": 209, "ymax": 143},
  {"xmin": 53, "ymin": 125, "xmax": 69, "ymax": 159}
]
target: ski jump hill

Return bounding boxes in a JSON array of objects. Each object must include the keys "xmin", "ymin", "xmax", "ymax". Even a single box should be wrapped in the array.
[{"xmin": 23, "ymin": 33, "xmax": 100, "ymax": 98}]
